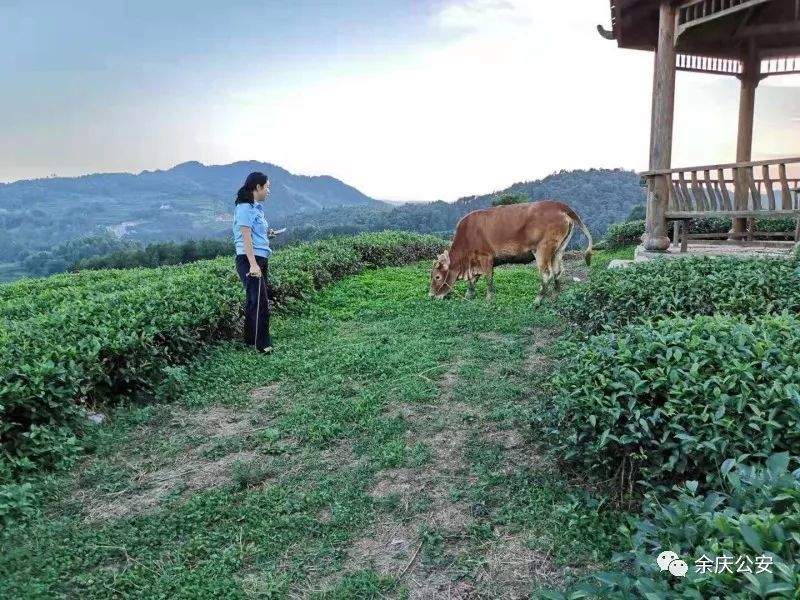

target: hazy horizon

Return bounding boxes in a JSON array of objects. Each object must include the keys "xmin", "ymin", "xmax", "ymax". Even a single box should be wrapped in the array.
[{"xmin": 2, "ymin": 0, "xmax": 798, "ymax": 202}]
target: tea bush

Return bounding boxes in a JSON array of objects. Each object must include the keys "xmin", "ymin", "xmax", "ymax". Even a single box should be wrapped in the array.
[
  {"xmin": 541, "ymin": 315, "xmax": 800, "ymax": 494},
  {"xmin": 561, "ymin": 257, "xmax": 800, "ymax": 333},
  {"xmin": 0, "ymin": 232, "xmax": 446, "ymax": 478},
  {"xmin": 604, "ymin": 220, "xmax": 645, "ymax": 249},
  {"xmin": 546, "ymin": 455, "xmax": 800, "ymax": 599}
]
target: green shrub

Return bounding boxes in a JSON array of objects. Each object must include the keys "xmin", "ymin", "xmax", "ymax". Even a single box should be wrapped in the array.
[
  {"xmin": 0, "ymin": 231, "xmax": 446, "ymax": 478},
  {"xmin": 561, "ymin": 257, "xmax": 800, "ymax": 333},
  {"xmin": 684, "ymin": 216, "xmax": 732, "ymax": 235},
  {"xmin": 154, "ymin": 365, "xmax": 189, "ymax": 403},
  {"xmin": 349, "ymin": 231, "xmax": 446, "ymax": 268},
  {"xmin": 756, "ymin": 218, "xmax": 797, "ymax": 233},
  {"xmin": 0, "ymin": 482, "xmax": 37, "ymax": 526},
  {"xmin": 604, "ymin": 220, "xmax": 644, "ymax": 249},
  {"xmin": 541, "ymin": 315, "xmax": 800, "ymax": 494},
  {"xmin": 547, "ymin": 455, "xmax": 800, "ymax": 599}
]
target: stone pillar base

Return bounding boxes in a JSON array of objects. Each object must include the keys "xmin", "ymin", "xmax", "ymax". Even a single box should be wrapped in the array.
[{"xmin": 642, "ymin": 235, "xmax": 671, "ymax": 252}]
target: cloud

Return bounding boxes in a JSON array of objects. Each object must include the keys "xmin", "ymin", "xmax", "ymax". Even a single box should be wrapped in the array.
[
  {"xmin": 437, "ymin": 0, "xmax": 534, "ymax": 32},
  {"xmin": 762, "ymin": 73, "xmax": 800, "ymax": 88}
]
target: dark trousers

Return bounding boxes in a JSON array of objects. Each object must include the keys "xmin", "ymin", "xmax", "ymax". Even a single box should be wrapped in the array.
[{"xmin": 235, "ymin": 255, "xmax": 272, "ymax": 350}]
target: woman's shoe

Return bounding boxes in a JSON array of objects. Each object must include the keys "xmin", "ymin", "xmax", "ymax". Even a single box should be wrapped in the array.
[{"xmin": 261, "ymin": 346, "xmax": 274, "ymax": 354}]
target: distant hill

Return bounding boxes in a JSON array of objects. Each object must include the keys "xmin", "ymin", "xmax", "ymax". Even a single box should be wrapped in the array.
[{"xmin": 0, "ymin": 160, "xmax": 383, "ymax": 265}]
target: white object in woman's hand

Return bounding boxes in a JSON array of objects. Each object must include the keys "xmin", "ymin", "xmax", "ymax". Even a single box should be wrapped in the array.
[{"xmin": 248, "ymin": 263, "xmax": 262, "ymax": 278}]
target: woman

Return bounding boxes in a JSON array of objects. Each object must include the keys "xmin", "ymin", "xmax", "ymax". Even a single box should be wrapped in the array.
[{"xmin": 233, "ymin": 171, "xmax": 274, "ymax": 353}]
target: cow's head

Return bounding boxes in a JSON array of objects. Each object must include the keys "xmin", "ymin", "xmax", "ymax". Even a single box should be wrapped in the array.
[{"xmin": 429, "ymin": 250, "xmax": 458, "ymax": 299}]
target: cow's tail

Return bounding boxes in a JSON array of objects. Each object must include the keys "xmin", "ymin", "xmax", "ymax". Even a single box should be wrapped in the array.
[{"xmin": 564, "ymin": 207, "xmax": 593, "ymax": 266}]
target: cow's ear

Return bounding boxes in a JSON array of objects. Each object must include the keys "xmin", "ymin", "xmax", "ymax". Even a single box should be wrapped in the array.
[{"xmin": 440, "ymin": 250, "xmax": 450, "ymax": 268}]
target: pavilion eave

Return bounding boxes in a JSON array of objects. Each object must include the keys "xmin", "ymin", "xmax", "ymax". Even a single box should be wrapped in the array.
[{"xmin": 607, "ymin": 0, "xmax": 800, "ymax": 61}]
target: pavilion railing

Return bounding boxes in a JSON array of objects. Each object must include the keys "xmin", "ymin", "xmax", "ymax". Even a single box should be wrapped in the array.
[{"xmin": 641, "ymin": 157, "xmax": 800, "ymax": 218}]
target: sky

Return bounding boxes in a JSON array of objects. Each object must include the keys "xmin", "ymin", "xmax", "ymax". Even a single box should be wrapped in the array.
[{"xmin": 1, "ymin": 0, "xmax": 798, "ymax": 201}]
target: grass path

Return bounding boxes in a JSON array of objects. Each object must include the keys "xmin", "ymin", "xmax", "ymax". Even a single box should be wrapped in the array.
[{"xmin": 1, "ymin": 254, "xmax": 630, "ymax": 599}]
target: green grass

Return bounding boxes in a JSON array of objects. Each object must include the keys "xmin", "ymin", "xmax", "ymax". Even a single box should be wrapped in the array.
[{"xmin": 0, "ymin": 253, "xmax": 629, "ymax": 598}]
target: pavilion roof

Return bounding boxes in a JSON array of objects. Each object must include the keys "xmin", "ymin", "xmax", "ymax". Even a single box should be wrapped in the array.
[{"xmin": 606, "ymin": 0, "xmax": 800, "ymax": 60}]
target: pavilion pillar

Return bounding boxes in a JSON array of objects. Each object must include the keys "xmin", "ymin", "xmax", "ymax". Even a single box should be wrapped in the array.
[
  {"xmin": 643, "ymin": 0, "xmax": 676, "ymax": 252},
  {"xmin": 732, "ymin": 42, "xmax": 760, "ymax": 235}
]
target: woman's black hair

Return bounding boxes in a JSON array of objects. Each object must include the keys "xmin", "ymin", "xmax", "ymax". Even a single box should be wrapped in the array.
[{"xmin": 235, "ymin": 171, "xmax": 269, "ymax": 204}]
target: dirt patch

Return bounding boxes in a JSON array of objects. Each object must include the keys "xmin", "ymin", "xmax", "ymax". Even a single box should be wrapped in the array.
[
  {"xmin": 78, "ymin": 451, "xmax": 261, "ymax": 522},
  {"xmin": 475, "ymin": 533, "xmax": 566, "ymax": 598},
  {"xmin": 340, "ymin": 498, "xmax": 473, "ymax": 599},
  {"xmin": 484, "ymin": 424, "xmax": 552, "ymax": 477},
  {"xmin": 563, "ymin": 253, "xmax": 591, "ymax": 283},
  {"xmin": 485, "ymin": 427, "xmax": 523, "ymax": 452},
  {"xmin": 249, "ymin": 382, "xmax": 280, "ymax": 403},
  {"xmin": 412, "ymin": 578, "xmax": 477, "ymax": 600},
  {"xmin": 323, "ymin": 366, "xmax": 478, "ymax": 595},
  {"xmin": 346, "ymin": 518, "xmax": 416, "ymax": 575},
  {"xmin": 523, "ymin": 327, "xmax": 561, "ymax": 375},
  {"xmin": 477, "ymin": 332, "xmax": 511, "ymax": 345},
  {"xmin": 308, "ymin": 350, "xmax": 562, "ymax": 597},
  {"xmin": 438, "ymin": 373, "xmax": 460, "ymax": 402},
  {"xmin": 170, "ymin": 405, "xmax": 256, "ymax": 438},
  {"xmin": 371, "ymin": 400, "xmax": 473, "ymax": 522},
  {"xmin": 74, "ymin": 402, "xmax": 276, "ymax": 522},
  {"xmin": 319, "ymin": 438, "xmax": 358, "ymax": 473}
]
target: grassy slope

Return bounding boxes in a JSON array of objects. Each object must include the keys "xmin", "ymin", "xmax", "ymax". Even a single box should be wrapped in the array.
[{"xmin": 0, "ymin": 249, "xmax": 633, "ymax": 599}]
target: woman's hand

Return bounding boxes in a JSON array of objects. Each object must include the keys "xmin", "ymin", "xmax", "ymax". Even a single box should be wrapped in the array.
[{"xmin": 248, "ymin": 263, "xmax": 262, "ymax": 278}]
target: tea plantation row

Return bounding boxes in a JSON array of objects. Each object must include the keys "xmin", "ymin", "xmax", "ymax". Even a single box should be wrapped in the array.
[
  {"xmin": 546, "ymin": 253, "xmax": 800, "ymax": 598},
  {"xmin": 0, "ymin": 232, "xmax": 446, "ymax": 483}
]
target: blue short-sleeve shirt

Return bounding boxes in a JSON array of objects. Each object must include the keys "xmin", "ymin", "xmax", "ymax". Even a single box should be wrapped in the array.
[{"xmin": 233, "ymin": 202, "xmax": 271, "ymax": 258}]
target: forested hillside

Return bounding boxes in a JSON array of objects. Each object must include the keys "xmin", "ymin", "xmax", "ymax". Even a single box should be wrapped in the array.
[
  {"xmin": 277, "ymin": 168, "xmax": 644, "ymax": 245},
  {"xmin": 0, "ymin": 160, "xmax": 382, "ymax": 269}
]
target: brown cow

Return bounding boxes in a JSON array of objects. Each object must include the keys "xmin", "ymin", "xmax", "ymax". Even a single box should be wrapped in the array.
[{"xmin": 429, "ymin": 201, "xmax": 593, "ymax": 304}]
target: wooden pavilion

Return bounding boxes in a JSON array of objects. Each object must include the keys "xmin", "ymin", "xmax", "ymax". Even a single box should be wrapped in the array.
[{"xmin": 600, "ymin": 0, "xmax": 800, "ymax": 251}]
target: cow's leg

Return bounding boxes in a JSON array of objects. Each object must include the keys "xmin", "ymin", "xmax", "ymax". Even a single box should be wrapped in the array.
[
  {"xmin": 552, "ymin": 252, "xmax": 564, "ymax": 293},
  {"xmin": 535, "ymin": 268, "xmax": 554, "ymax": 305},
  {"xmin": 465, "ymin": 275, "xmax": 480, "ymax": 300},
  {"xmin": 483, "ymin": 256, "xmax": 494, "ymax": 302},
  {"xmin": 534, "ymin": 245, "xmax": 556, "ymax": 306},
  {"xmin": 552, "ymin": 224, "xmax": 573, "ymax": 295}
]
